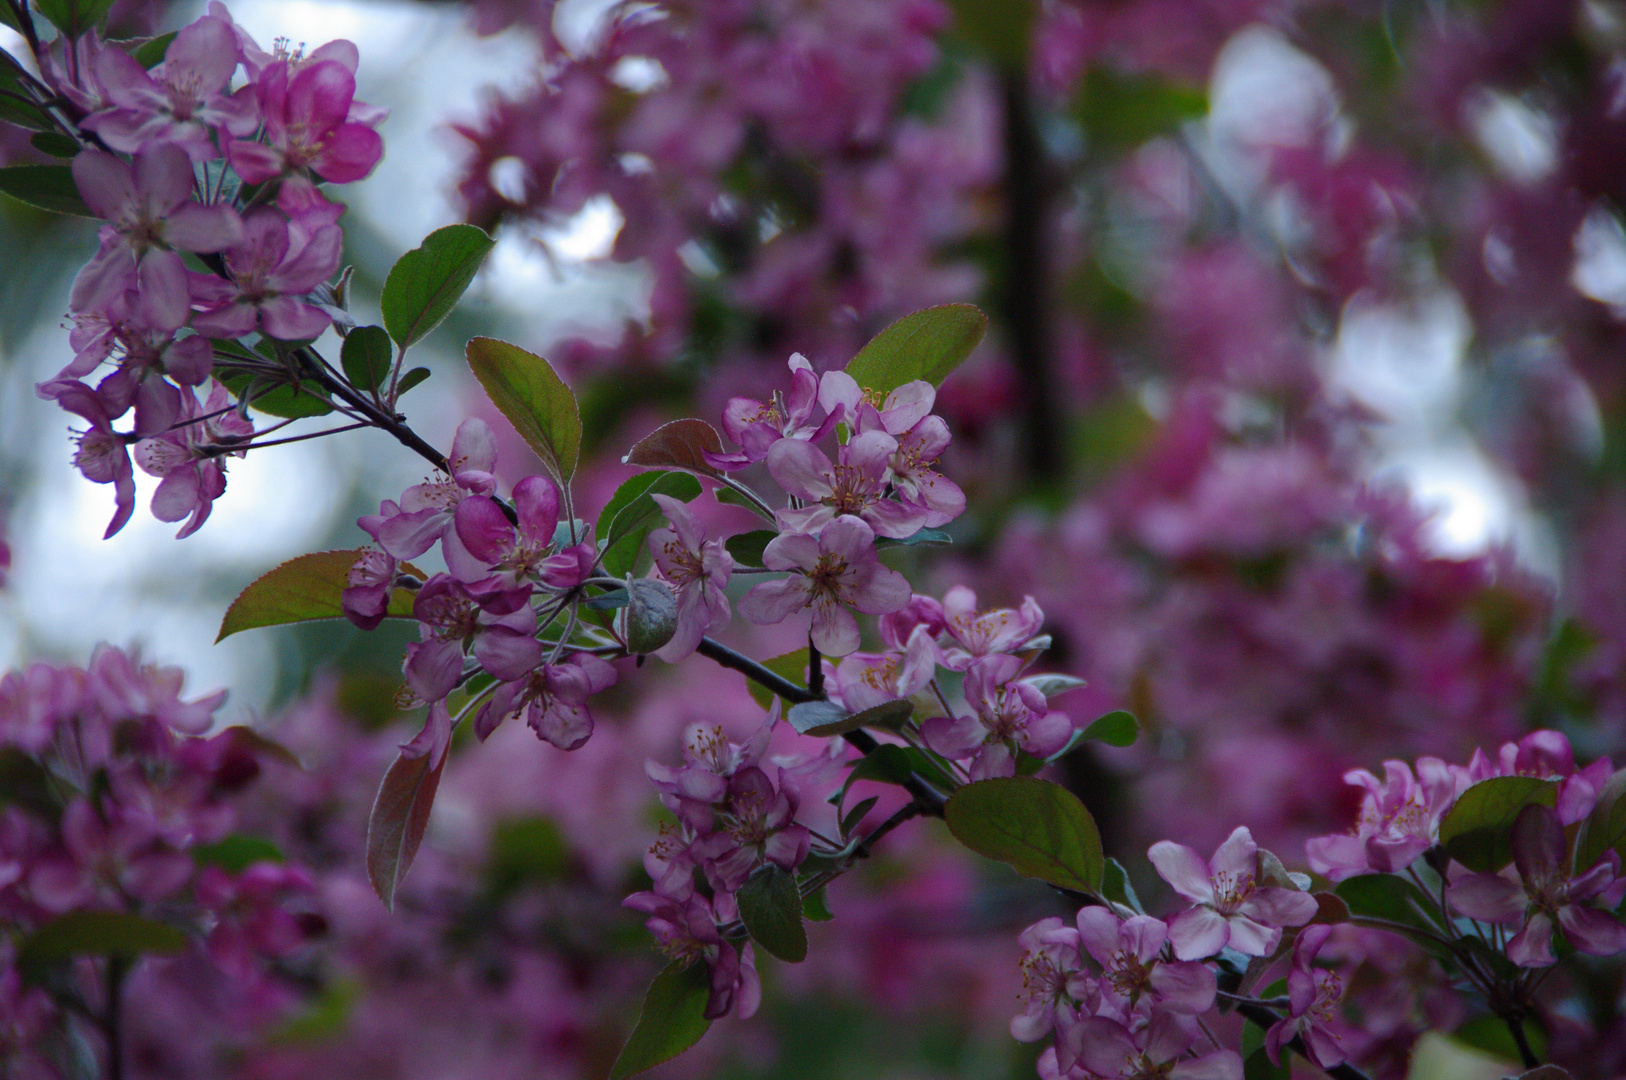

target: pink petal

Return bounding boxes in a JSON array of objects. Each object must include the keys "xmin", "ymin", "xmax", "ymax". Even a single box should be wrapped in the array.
[
  {"xmin": 1166, "ymin": 905, "xmax": 1230, "ymax": 960},
  {"xmin": 312, "ymin": 122, "xmax": 384, "ymax": 183}
]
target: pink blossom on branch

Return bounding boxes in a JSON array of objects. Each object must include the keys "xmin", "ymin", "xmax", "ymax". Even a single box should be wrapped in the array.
[
  {"xmin": 1148, "ymin": 826, "xmax": 1317, "ymax": 961},
  {"xmin": 647, "ymin": 493, "xmax": 733, "ymax": 662},
  {"xmin": 737, "ymin": 515, "xmax": 911, "ymax": 656}
]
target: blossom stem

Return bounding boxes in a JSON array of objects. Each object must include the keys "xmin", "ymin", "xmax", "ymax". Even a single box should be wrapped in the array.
[
  {"xmin": 105, "ymin": 955, "xmax": 129, "ymax": 1080},
  {"xmin": 1505, "ymin": 1013, "xmax": 1539, "ymax": 1070}
]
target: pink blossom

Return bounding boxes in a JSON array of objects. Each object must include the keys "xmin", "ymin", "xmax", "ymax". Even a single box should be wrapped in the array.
[
  {"xmin": 1074, "ymin": 908, "xmax": 1216, "ymax": 1017},
  {"xmin": 646, "ymin": 712, "xmax": 776, "ymax": 831},
  {"xmin": 360, "ymin": 418, "xmax": 499, "ymax": 560},
  {"xmin": 188, "ymin": 207, "xmax": 341, "ymax": 341},
  {"xmin": 935, "ymin": 585, "xmax": 1046, "ymax": 670},
  {"xmin": 132, "ymin": 381, "xmax": 254, "ymax": 538},
  {"xmin": 1305, "ymin": 757, "xmax": 1465, "ymax": 882},
  {"xmin": 475, "ymin": 653, "xmax": 618, "ymax": 749},
  {"xmin": 738, "ymin": 515, "xmax": 911, "ymax": 656},
  {"xmin": 647, "ymin": 493, "xmax": 733, "ymax": 661},
  {"xmin": 1148, "ymin": 826, "xmax": 1317, "ymax": 960},
  {"xmin": 768, "ymin": 429, "xmax": 931, "ymax": 539},
  {"xmin": 452, "ymin": 474, "xmax": 590, "ymax": 594},
  {"xmin": 827, "ymin": 634, "xmax": 934, "ymax": 713},
  {"xmin": 691, "ymin": 765, "xmax": 810, "ymax": 891},
  {"xmin": 87, "ymin": 643, "xmax": 226, "ymax": 735},
  {"xmin": 82, "ymin": 14, "xmax": 258, "ymax": 161},
  {"xmin": 1062, "ymin": 1006, "xmax": 1242, "ymax": 1080},
  {"xmin": 1265, "ymin": 924, "xmax": 1347, "ymax": 1070},
  {"xmin": 341, "ymin": 549, "xmax": 399, "ymax": 630},
  {"xmin": 621, "ymin": 890, "xmax": 761, "ymax": 1019},
  {"xmin": 40, "ymin": 380, "xmax": 136, "ymax": 538},
  {"xmin": 1447, "ymin": 804, "xmax": 1626, "ymax": 967},
  {"xmin": 921, "ymin": 654, "xmax": 1071, "ymax": 779},
  {"xmin": 68, "ymin": 146, "xmax": 243, "ymax": 324},
  {"xmin": 706, "ymin": 352, "xmax": 835, "ymax": 470},
  {"xmin": 1010, "ymin": 916, "xmax": 1082, "ymax": 1043},
  {"xmin": 227, "ymin": 57, "xmax": 385, "ymax": 184}
]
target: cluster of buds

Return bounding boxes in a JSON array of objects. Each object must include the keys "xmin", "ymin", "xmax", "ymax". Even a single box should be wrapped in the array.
[{"xmin": 32, "ymin": 3, "xmax": 384, "ymax": 537}]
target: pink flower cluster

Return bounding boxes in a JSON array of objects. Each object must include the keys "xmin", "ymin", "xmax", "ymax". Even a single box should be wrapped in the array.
[
  {"xmin": 1013, "ymin": 826, "xmax": 1321, "ymax": 1080},
  {"xmin": 34, "ymin": 3, "xmax": 384, "ymax": 538},
  {"xmin": 0, "ymin": 646, "xmax": 322, "ymax": 1077}
]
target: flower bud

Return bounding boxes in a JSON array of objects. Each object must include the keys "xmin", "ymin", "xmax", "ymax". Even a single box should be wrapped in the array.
[{"xmin": 624, "ymin": 579, "xmax": 678, "ymax": 655}]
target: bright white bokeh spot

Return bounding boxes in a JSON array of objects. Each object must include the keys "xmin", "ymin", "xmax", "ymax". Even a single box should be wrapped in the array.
[
  {"xmin": 1573, "ymin": 207, "xmax": 1626, "ymax": 313},
  {"xmin": 542, "ymin": 194, "xmax": 624, "ymax": 262},
  {"xmin": 1209, "ymin": 27, "xmax": 1339, "ymax": 151},
  {"xmin": 488, "ymin": 156, "xmax": 529, "ymax": 204},
  {"xmin": 1377, "ymin": 441, "xmax": 1516, "ymax": 558},
  {"xmin": 1329, "ymin": 291, "xmax": 1470, "ymax": 428},
  {"xmin": 1466, "ymin": 90, "xmax": 1557, "ymax": 185}
]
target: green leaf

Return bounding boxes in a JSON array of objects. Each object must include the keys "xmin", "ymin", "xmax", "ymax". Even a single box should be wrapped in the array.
[
  {"xmin": 786, "ymin": 698, "xmax": 913, "ymax": 737},
  {"xmin": 945, "ymin": 0, "xmax": 1034, "ymax": 67},
  {"xmin": 1074, "ymin": 66, "xmax": 1208, "ymax": 153},
  {"xmin": 30, "ymin": 131, "xmax": 80, "ymax": 158},
  {"xmin": 725, "ymin": 529, "xmax": 776, "ymax": 567},
  {"xmin": 1024, "ymin": 674, "xmax": 1088, "ymax": 700},
  {"xmin": 268, "ymin": 978, "xmax": 358, "ymax": 1044},
  {"xmin": 380, "ymin": 223, "xmax": 494, "ymax": 349},
  {"xmin": 1100, "ymin": 856, "xmax": 1144, "ymax": 914},
  {"xmin": 485, "ymin": 815, "xmax": 570, "ymax": 892},
  {"xmin": 1334, "ymin": 874, "xmax": 1450, "ymax": 944},
  {"xmin": 0, "ymin": 54, "xmax": 54, "ymax": 131},
  {"xmin": 609, "ymin": 961, "xmax": 712, "ymax": 1080},
  {"xmin": 840, "ymin": 795, "xmax": 880, "ymax": 839},
  {"xmin": 746, "ymin": 648, "xmax": 808, "ymax": 709},
  {"xmin": 125, "ymin": 31, "xmax": 177, "ymax": 69},
  {"xmin": 191, "ymin": 834, "xmax": 286, "ymax": 874},
  {"xmin": 833, "ymin": 743, "xmax": 915, "ymax": 808},
  {"xmin": 944, "ymin": 777, "xmax": 1103, "ymax": 894},
  {"xmin": 0, "ymin": 749, "xmax": 57, "ymax": 816},
  {"xmin": 219, "ymin": 369, "xmax": 335, "ymax": 419},
  {"xmin": 19, "ymin": 911, "xmax": 186, "ymax": 979},
  {"xmin": 216, "ymin": 549, "xmax": 420, "ymax": 641},
  {"xmin": 0, "ymin": 164, "xmax": 92, "ymax": 216},
  {"xmin": 340, "ymin": 325, "xmax": 393, "ymax": 392},
  {"xmin": 875, "ymin": 527, "xmax": 952, "ymax": 548},
  {"xmin": 597, "ymin": 470, "xmax": 703, "ymax": 578},
  {"xmin": 1081, "ymin": 710, "xmax": 1139, "ymax": 747},
  {"xmin": 396, "ymin": 366, "xmax": 432, "ymax": 395},
  {"xmin": 737, "ymin": 864, "xmax": 808, "ymax": 963},
  {"xmin": 1439, "ymin": 776, "xmax": 1559, "ymax": 873},
  {"xmin": 465, "ymin": 337, "xmax": 581, "ymax": 484},
  {"xmin": 1576, "ymin": 768, "xmax": 1626, "ymax": 874},
  {"xmin": 802, "ymin": 883, "xmax": 834, "ymax": 921},
  {"xmin": 1242, "ymin": 1046, "xmax": 1289, "ymax": 1080},
  {"xmin": 622, "ymin": 418, "xmax": 724, "ymax": 478},
  {"xmin": 32, "ymin": 0, "xmax": 116, "ymax": 39},
  {"xmin": 366, "ymin": 746, "xmax": 447, "ymax": 912},
  {"xmin": 843, "ymin": 304, "xmax": 987, "ymax": 395}
]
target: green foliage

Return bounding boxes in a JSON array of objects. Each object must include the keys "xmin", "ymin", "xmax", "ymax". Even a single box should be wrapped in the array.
[
  {"xmin": 875, "ymin": 527, "xmax": 952, "ymax": 548},
  {"xmin": 746, "ymin": 649, "xmax": 809, "ymax": 709},
  {"xmin": 0, "ymin": 165, "xmax": 93, "ymax": 216},
  {"xmin": 396, "ymin": 366, "xmax": 432, "ymax": 395},
  {"xmin": 191, "ymin": 835, "xmax": 286, "ymax": 873},
  {"xmin": 725, "ymin": 529, "xmax": 776, "ymax": 567},
  {"xmin": 18, "ymin": 911, "xmax": 186, "ymax": 980},
  {"xmin": 1577, "ymin": 769, "xmax": 1626, "ymax": 874},
  {"xmin": 33, "ymin": 0, "xmax": 117, "ymax": 40},
  {"xmin": 216, "ymin": 549, "xmax": 419, "ymax": 641},
  {"xmin": 465, "ymin": 337, "xmax": 581, "ymax": 484},
  {"xmin": 802, "ymin": 884, "xmax": 834, "ymax": 921},
  {"xmin": 944, "ymin": 777, "xmax": 1104, "ymax": 894},
  {"xmin": 609, "ymin": 961, "xmax": 713, "ymax": 1080},
  {"xmin": 125, "ymin": 31, "xmax": 177, "ymax": 68},
  {"xmin": 596, "ymin": 470, "xmax": 703, "ymax": 578},
  {"xmin": 785, "ymin": 698, "xmax": 912, "ymax": 737},
  {"xmin": 366, "ymin": 746, "xmax": 447, "ymax": 912},
  {"xmin": 738, "ymin": 864, "xmax": 808, "ymax": 963},
  {"xmin": 1099, "ymin": 857, "xmax": 1144, "ymax": 914},
  {"xmin": 1073, "ymin": 66, "xmax": 1208, "ymax": 153},
  {"xmin": 1081, "ymin": 710, "xmax": 1139, "ymax": 747},
  {"xmin": 381, "ymin": 223, "xmax": 494, "ymax": 349},
  {"xmin": 944, "ymin": 0, "xmax": 1034, "ymax": 67},
  {"xmin": 0, "ymin": 53, "xmax": 54, "ymax": 131},
  {"xmin": 484, "ymin": 815, "xmax": 570, "ymax": 893},
  {"xmin": 843, "ymin": 304, "xmax": 987, "ymax": 394},
  {"xmin": 29, "ymin": 131, "xmax": 79, "ymax": 157},
  {"xmin": 1439, "ymin": 776, "xmax": 1559, "ymax": 873},
  {"xmin": 220, "ymin": 368, "xmax": 336, "ymax": 418},
  {"xmin": 0, "ymin": 749, "xmax": 56, "ymax": 816},
  {"xmin": 340, "ymin": 325, "xmax": 393, "ymax": 392}
]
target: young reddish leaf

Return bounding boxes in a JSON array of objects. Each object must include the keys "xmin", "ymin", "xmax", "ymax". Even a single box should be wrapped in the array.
[
  {"xmin": 366, "ymin": 747, "xmax": 447, "ymax": 911},
  {"xmin": 216, "ymin": 550, "xmax": 420, "ymax": 641},
  {"xmin": 1439, "ymin": 776, "xmax": 1559, "ymax": 873},
  {"xmin": 622, "ymin": 419, "xmax": 724, "ymax": 478},
  {"xmin": 843, "ymin": 303, "xmax": 987, "ymax": 394},
  {"xmin": 609, "ymin": 961, "xmax": 712, "ymax": 1080},
  {"xmin": 944, "ymin": 776, "xmax": 1103, "ymax": 894},
  {"xmin": 737, "ymin": 865, "xmax": 808, "ymax": 962},
  {"xmin": 465, "ymin": 337, "xmax": 581, "ymax": 483},
  {"xmin": 381, "ymin": 223, "xmax": 495, "ymax": 349}
]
